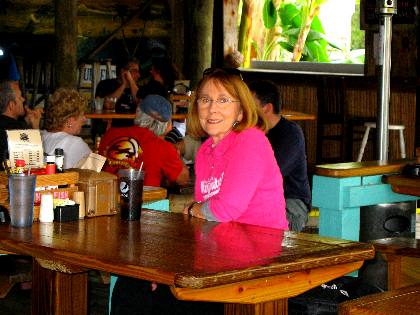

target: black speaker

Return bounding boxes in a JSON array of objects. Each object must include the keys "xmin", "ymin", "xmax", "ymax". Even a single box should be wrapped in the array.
[
  {"xmin": 359, "ymin": 201, "xmax": 416, "ymax": 242},
  {"xmin": 359, "ymin": 201, "xmax": 416, "ymax": 291}
]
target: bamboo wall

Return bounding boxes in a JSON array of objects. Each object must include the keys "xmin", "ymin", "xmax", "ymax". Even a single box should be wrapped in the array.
[{"xmin": 243, "ymin": 72, "xmax": 417, "ymax": 166}]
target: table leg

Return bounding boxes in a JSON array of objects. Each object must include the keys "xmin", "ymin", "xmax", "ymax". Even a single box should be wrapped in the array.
[
  {"xmin": 382, "ymin": 254, "xmax": 402, "ymax": 290},
  {"xmin": 224, "ymin": 300, "xmax": 287, "ymax": 315},
  {"xmin": 105, "ymin": 119, "xmax": 112, "ymax": 130},
  {"xmin": 32, "ymin": 258, "xmax": 88, "ymax": 315}
]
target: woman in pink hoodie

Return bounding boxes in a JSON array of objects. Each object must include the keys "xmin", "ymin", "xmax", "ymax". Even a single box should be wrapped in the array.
[
  {"xmin": 184, "ymin": 68, "xmax": 288, "ymax": 230},
  {"xmin": 111, "ymin": 68, "xmax": 288, "ymax": 315}
]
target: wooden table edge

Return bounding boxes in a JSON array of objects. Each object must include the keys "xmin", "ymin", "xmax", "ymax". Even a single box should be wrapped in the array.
[
  {"xmin": 314, "ymin": 160, "xmax": 412, "ymax": 178},
  {"xmin": 171, "ymin": 261, "xmax": 363, "ymax": 303}
]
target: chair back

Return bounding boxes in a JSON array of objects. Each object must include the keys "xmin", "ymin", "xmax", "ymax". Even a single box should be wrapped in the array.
[{"xmin": 317, "ymin": 77, "xmax": 347, "ymax": 124}]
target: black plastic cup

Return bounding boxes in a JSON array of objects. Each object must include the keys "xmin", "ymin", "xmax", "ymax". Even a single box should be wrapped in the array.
[{"xmin": 117, "ymin": 169, "xmax": 145, "ymax": 221}]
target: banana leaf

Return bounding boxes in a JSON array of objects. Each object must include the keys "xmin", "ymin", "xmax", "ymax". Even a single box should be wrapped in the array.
[
  {"xmin": 263, "ymin": 0, "xmax": 277, "ymax": 29},
  {"xmin": 278, "ymin": 3, "xmax": 301, "ymax": 29}
]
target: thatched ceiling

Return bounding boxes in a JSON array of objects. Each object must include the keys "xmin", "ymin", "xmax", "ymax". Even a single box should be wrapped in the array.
[{"xmin": 0, "ymin": 0, "xmax": 171, "ymax": 39}]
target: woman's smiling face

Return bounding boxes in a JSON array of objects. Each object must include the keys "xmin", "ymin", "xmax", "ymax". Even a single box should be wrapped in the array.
[{"xmin": 197, "ymin": 79, "xmax": 243, "ymax": 145}]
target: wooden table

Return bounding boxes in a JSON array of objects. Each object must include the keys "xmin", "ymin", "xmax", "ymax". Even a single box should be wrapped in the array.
[
  {"xmin": 85, "ymin": 111, "xmax": 188, "ymax": 130},
  {"xmin": 371, "ymin": 237, "xmax": 420, "ymax": 290},
  {"xmin": 383, "ymin": 175, "xmax": 420, "ymax": 197},
  {"xmin": 282, "ymin": 109, "xmax": 316, "ymax": 121},
  {"xmin": 0, "ymin": 211, "xmax": 374, "ymax": 315},
  {"xmin": 142, "ymin": 186, "xmax": 167, "ymax": 202}
]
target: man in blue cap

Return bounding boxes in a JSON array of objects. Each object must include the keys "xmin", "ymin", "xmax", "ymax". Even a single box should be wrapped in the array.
[{"xmin": 99, "ymin": 94, "xmax": 190, "ymax": 187}]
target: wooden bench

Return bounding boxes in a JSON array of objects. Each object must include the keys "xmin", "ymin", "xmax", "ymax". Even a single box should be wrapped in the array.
[
  {"xmin": 339, "ymin": 283, "xmax": 420, "ymax": 315},
  {"xmin": 371, "ymin": 237, "xmax": 420, "ymax": 290}
]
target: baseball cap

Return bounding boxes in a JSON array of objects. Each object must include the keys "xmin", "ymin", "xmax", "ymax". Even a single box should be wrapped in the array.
[{"xmin": 140, "ymin": 94, "xmax": 172, "ymax": 122}]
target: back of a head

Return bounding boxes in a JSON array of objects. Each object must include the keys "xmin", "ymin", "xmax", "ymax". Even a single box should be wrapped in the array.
[
  {"xmin": 0, "ymin": 80, "xmax": 15, "ymax": 115},
  {"xmin": 135, "ymin": 94, "xmax": 172, "ymax": 136},
  {"xmin": 248, "ymin": 80, "xmax": 282, "ymax": 115},
  {"xmin": 44, "ymin": 88, "xmax": 86, "ymax": 130},
  {"xmin": 152, "ymin": 58, "xmax": 179, "ymax": 87}
]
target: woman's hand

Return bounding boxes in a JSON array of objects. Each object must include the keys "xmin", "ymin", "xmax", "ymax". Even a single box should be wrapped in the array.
[{"xmin": 183, "ymin": 201, "xmax": 205, "ymax": 219}]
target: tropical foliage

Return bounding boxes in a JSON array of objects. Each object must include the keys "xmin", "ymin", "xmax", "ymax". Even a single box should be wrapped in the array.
[{"xmin": 238, "ymin": 0, "xmax": 364, "ymax": 67}]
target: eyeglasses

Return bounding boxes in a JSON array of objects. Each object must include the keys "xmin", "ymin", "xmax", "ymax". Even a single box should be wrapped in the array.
[
  {"xmin": 197, "ymin": 96, "xmax": 240, "ymax": 108},
  {"xmin": 202, "ymin": 67, "xmax": 243, "ymax": 81}
]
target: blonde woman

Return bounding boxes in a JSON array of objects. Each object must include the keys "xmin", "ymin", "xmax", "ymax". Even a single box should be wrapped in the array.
[{"xmin": 41, "ymin": 88, "xmax": 91, "ymax": 169}]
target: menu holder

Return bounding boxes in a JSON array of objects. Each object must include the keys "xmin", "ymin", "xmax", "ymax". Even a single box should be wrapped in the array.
[{"xmin": 6, "ymin": 129, "xmax": 44, "ymax": 168}]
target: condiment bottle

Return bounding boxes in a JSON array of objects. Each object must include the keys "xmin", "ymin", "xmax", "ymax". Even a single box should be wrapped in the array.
[
  {"xmin": 15, "ymin": 159, "xmax": 25, "ymax": 175},
  {"xmin": 95, "ymin": 136, "xmax": 101, "ymax": 153},
  {"xmin": 45, "ymin": 155, "xmax": 56, "ymax": 174},
  {"xmin": 55, "ymin": 148, "xmax": 64, "ymax": 173}
]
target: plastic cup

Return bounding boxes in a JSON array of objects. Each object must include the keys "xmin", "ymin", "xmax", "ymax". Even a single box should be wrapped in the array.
[
  {"xmin": 117, "ymin": 169, "xmax": 144, "ymax": 221},
  {"xmin": 95, "ymin": 98, "xmax": 104, "ymax": 112},
  {"xmin": 104, "ymin": 96, "xmax": 117, "ymax": 111},
  {"xmin": 8, "ymin": 175, "xmax": 36, "ymax": 227}
]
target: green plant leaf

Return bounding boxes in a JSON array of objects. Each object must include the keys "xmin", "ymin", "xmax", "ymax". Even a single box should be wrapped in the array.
[
  {"xmin": 305, "ymin": 30, "xmax": 340, "ymax": 48},
  {"xmin": 309, "ymin": 16, "xmax": 325, "ymax": 33},
  {"xmin": 278, "ymin": 41, "xmax": 294, "ymax": 53},
  {"xmin": 263, "ymin": 0, "xmax": 277, "ymax": 29},
  {"xmin": 306, "ymin": 41, "xmax": 330, "ymax": 62},
  {"xmin": 279, "ymin": 3, "xmax": 301, "ymax": 29}
]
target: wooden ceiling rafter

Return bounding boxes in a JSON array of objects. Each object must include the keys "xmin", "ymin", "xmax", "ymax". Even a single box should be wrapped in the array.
[{"xmin": 83, "ymin": 0, "xmax": 155, "ymax": 61}]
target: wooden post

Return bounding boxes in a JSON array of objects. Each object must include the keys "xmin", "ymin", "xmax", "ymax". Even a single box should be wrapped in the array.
[
  {"xmin": 185, "ymin": 0, "xmax": 214, "ymax": 88},
  {"xmin": 54, "ymin": 0, "xmax": 78, "ymax": 89},
  {"xmin": 169, "ymin": 0, "xmax": 185, "ymax": 74}
]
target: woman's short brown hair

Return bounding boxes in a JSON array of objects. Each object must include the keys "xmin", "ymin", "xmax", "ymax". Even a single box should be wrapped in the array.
[
  {"xmin": 44, "ymin": 88, "xmax": 87, "ymax": 131},
  {"xmin": 187, "ymin": 69, "xmax": 267, "ymax": 138}
]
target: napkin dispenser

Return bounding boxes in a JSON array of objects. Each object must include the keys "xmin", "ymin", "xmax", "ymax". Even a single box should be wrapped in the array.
[{"xmin": 74, "ymin": 169, "xmax": 119, "ymax": 217}]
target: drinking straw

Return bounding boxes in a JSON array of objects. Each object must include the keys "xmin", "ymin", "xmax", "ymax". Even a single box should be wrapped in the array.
[{"xmin": 138, "ymin": 162, "xmax": 143, "ymax": 180}]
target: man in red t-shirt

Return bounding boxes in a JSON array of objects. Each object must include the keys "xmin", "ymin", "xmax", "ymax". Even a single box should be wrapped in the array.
[{"xmin": 99, "ymin": 95, "xmax": 190, "ymax": 187}]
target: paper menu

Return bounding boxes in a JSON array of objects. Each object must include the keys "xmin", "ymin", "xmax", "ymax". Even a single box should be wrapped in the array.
[{"xmin": 6, "ymin": 129, "xmax": 44, "ymax": 168}]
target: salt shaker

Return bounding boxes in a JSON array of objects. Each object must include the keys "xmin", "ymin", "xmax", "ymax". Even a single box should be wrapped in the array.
[{"xmin": 39, "ymin": 194, "xmax": 54, "ymax": 223}]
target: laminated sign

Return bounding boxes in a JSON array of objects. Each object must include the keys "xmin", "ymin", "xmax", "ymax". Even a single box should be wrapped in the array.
[{"xmin": 6, "ymin": 129, "xmax": 44, "ymax": 168}]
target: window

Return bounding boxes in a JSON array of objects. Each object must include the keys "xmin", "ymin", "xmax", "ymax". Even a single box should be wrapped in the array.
[{"xmin": 238, "ymin": 0, "xmax": 365, "ymax": 75}]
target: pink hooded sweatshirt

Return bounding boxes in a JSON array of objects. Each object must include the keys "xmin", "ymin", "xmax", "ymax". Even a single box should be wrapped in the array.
[{"xmin": 194, "ymin": 127, "xmax": 288, "ymax": 230}]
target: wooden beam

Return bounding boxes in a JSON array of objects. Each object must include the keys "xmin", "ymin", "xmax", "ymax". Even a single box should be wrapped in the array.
[
  {"xmin": 83, "ymin": 0, "xmax": 153, "ymax": 61},
  {"xmin": 54, "ymin": 0, "xmax": 78, "ymax": 88}
]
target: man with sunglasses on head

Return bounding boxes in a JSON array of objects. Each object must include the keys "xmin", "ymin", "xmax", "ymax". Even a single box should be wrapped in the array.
[{"xmin": 249, "ymin": 80, "xmax": 311, "ymax": 232}]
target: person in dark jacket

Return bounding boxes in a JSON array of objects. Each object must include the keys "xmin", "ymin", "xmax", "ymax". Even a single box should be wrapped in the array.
[
  {"xmin": 0, "ymin": 80, "xmax": 43, "ymax": 163},
  {"xmin": 249, "ymin": 80, "xmax": 311, "ymax": 232}
]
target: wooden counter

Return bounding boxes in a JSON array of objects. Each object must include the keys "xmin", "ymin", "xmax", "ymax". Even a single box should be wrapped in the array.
[
  {"xmin": 312, "ymin": 160, "xmax": 419, "ymax": 241},
  {"xmin": 383, "ymin": 175, "xmax": 420, "ymax": 197}
]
